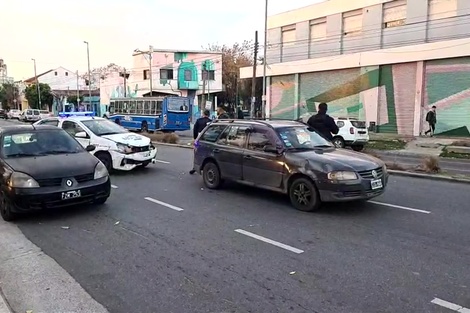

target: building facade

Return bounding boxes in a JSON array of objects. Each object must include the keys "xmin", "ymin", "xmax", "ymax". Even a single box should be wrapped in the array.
[
  {"xmin": 240, "ymin": 0, "xmax": 470, "ymax": 137},
  {"xmin": 100, "ymin": 49, "xmax": 223, "ymax": 118},
  {"xmin": 0, "ymin": 59, "xmax": 13, "ymax": 84}
]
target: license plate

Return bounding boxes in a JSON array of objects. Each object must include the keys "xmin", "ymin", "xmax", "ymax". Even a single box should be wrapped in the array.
[
  {"xmin": 371, "ymin": 179, "xmax": 383, "ymax": 190},
  {"xmin": 62, "ymin": 190, "xmax": 81, "ymax": 200}
]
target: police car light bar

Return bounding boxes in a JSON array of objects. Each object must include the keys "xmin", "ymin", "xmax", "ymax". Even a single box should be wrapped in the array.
[{"xmin": 58, "ymin": 111, "xmax": 95, "ymax": 118}]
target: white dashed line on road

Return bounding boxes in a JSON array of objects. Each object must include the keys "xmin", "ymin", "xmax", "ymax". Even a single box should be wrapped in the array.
[
  {"xmin": 368, "ymin": 201, "xmax": 431, "ymax": 214},
  {"xmin": 111, "ymin": 185, "xmax": 118, "ymax": 189},
  {"xmin": 431, "ymin": 298, "xmax": 470, "ymax": 312},
  {"xmin": 144, "ymin": 197, "xmax": 184, "ymax": 211},
  {"xmin": 234, "ymin": 229, "xmax": 304, "ymax": 254},
  {"xmin": 155, "ymin": 160, "xmax": 170, "ymax": 164}
]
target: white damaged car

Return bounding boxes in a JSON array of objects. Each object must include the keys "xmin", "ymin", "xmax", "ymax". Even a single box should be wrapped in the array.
[{"xmin": 34, "ymin": 115, "xmax": 157, "ymax": 171}]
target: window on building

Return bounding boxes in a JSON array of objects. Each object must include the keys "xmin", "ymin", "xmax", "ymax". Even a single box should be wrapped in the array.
[
  {"xmin": 428, "ymin": 0, "xmax": 457, "ymax": 20},
  {"xmin": 281, "ymin": 24, "xmax": 296, "ymax": 46},
  {"xmin": 343, "ymin": 9, "xmax": 363, "ymax": 36},
  {"xmin": 160, "ymin": 69, "xmax": 174, "ymax": 80},
  {"xmin": 65, "ymin": 72, "xmax": 68, "ymax": 76},
  {"xmin": 184, "ymin": 70, "xmax": 192, "ymax": 81},
  {"xmin": 143, "ymin": 69, "xmax": 149, "ymax": 80},
  {"xmin": 202, "ymin": 70, "xmax": 215, "ymax": 81},
  {"xmin": 54, "ymin": 72, "xmax": 57, "ymax": 76},
  {"xmin": 383, "ymin": 0, "xmax": 407, "ymax": 28},
  {"xmin": 310, "ymin": 18, "xmax": 327, "ymax": 41}
]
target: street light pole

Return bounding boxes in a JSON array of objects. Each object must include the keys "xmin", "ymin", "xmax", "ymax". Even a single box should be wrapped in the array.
[
  {"xmin": 31, "ymin": 58, "xmax": 42, "ymax": 109},
  {"xmin": 262, "ymin": 0, "xmax": 268, "ymax": 118},
  {"xmin": 149, "ymin": 45, "xmax": 153, "ymax": 96},
  {"xmin": 84, "ymin": 41, "xmax": 92, "ymax": 110}
]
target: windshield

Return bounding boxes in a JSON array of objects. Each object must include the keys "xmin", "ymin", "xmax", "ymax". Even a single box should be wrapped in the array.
[
  {"xmin": 82, "ymin": 119, "xmax": 128, "ymax": 136},
  {"xmin": 2, "ymin": 130, "xmax": 85, "ymax": 158},
  {"xmin": 33, "ymin": 110, "xmax": 40, "ymax": 115},
  {"xmin": 167, "ymin": 97, "xmax": 189, "ymax": 113},
  {"xmin": 276, "ymin": 126, "xmax": 334, "ymax": 150}
]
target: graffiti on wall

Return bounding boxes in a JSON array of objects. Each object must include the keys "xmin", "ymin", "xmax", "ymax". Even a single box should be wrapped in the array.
[
  {"xmin": 269, "ymin": 63, "xmax": 420, "ymax": 136},
  {"xmin": 424, "ymin": 57, "xmax": 470, "ymax": 136}
]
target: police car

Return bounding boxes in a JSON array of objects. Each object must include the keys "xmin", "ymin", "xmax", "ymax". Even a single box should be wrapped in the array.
[{"xmin": 34, "ymin": 112, "xmax": 157, "ymax": 171}]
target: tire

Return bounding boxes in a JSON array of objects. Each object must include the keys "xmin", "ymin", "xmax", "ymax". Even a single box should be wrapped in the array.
[
  {"xmin": 351, "ymin": 145, "xmax": 364, "ymax": 152},
  {"xmin": 289, "ymin": 177, "xmax": 320, "ymax": 212},
  {"xmin": 96, "ymin": 153, "xmax": 113, "ymax": 172},
  {"xmin": 94, "ymin": 197, "xmax": 108, "ymax": 205},
  {"xmin": 141, "ymin": 121, "xmax": 148, "ymax": 133},
  {"xmin": 202, "ymin": 161, "xmax": 222, "ymax": 189},
  {"xmin": 332, "ymin": 136, "xmax": 345, "ymax": 148},
  {"xmin": 1, "ymin": 193, "xmax": 16, "ymax": 222}
]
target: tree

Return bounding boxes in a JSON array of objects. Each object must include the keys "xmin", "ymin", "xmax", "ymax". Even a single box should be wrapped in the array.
[
  {"xmin": 24, "ymin": 83, "xmax": 53, "ymax": 110},
  {"xmin": 81, "ymin": 63, "xmax": 125, "ymax": 88},
  {"xmin": 204, "ymin": 41, "xmax": 262, "ymax": 107},
  {"xmin": 66, "ymin": 95, "xmax": 84, "ymax": 106},
  {"xmin": 0, "ymin": 83, "xmax": 21, "ymax": 110}
]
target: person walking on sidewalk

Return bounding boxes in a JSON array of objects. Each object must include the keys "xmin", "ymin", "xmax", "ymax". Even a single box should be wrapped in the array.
[
  {"xmin": 307, "ymin": 102, "xmax": 339, "ymax": 141},
  {"xmin": 189, "ymin": 110, "xmax": 212, "ymax": 175},
  {"xmin": 425, "ymin": 106, "xmax": 437, "ymax": 137}
]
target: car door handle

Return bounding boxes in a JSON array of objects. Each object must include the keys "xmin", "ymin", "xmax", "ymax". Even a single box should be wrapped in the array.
[
  {"xmin": 213, "ymin": 149, "xmax": 220, "ymax": 153},
  {"xmin": 244, "ymin": 155, "xmax": 252, "ymax": 159}
]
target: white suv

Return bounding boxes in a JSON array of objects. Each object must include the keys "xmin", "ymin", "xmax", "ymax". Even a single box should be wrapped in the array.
[{"xmin": 332, "ymin": 117, "xmax": 369, "ymax": 151}]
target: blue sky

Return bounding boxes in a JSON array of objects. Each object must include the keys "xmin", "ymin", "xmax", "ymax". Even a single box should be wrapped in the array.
[{"xmin": 1, "ymin": 0, "xmax": 323, "ymax": 80}]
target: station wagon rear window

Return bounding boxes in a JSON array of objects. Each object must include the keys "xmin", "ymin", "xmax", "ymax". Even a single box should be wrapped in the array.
[{"xmin": 200, "ymin": 125, "xmax": 227, "ymax": 142}]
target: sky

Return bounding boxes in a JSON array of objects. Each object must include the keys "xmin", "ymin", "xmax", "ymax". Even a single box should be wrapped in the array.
[{"xmin": 1, "ymin": 0, "xmax": 323, "ymax": 80}]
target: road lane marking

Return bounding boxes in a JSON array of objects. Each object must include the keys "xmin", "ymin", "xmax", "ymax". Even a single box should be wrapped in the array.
[
  {"xmin": 144, "ymin": 197, "xmax": 184, "ymax": 211},
  {"xmin": 431, "ymin": 298, "xmax": 470, "ymax": 312},
  {"xmin": 155, "ymin": 160, "xmax": 170, "ymax": 164},
  {"xmin": 234, "ymin": 229, "xmax": 304, "ymax": 254},
  {"xmin": 368, "ymin": 201, "xmax": 431, "ymax": 214},
  {"xmin": 111, "ymin": 185, "xmax": 118, "ymax": 189}
]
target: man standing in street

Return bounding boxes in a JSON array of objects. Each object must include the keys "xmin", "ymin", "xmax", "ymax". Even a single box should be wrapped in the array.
[
  {"xmin": 425, "ymin": 106, "xmax": 437, "ymax": 137},
  {"xmin": 307, "ymin": 102, "xmax": 339, "ymax": 141},
  {"xmin": 189, "ymin": 110, "xmax": 211, "ymax": 175}
]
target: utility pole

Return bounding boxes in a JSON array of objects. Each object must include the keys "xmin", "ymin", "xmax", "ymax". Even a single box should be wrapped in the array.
[
  {"xmin": 149, "ymin": 45, "xmax": 153, "ymax": 96},
  {"xmin": 84, "ymin": 41, "xmax": 92, "ymax": 110},
  {"xmin": 201, "ymin": 62, "xmax": 206, "ymax": 111},
  {"xmin": 262, "ymin": 0, "xmax": 268, "ymax": 118},
  {"xmin": 76, "ymin": 70, "xmax": 79, "ymax": 103},
  {"xmin": 120, "ymin": 68, "xmax": 129, "ymax": 97},
  {"xmin": 251, "ymin": 31, "xmax": 259, "ymax": 119},
  {"xmin": 31, "ymin": 58, "xmax": 41, "ymax": 109}
]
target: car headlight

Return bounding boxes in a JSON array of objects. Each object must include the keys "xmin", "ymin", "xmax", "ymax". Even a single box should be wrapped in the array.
[
  {"xmin": 94, "ymin": 161, "xmax": 109, "ymax": 179},
  {"xmin": 327, "ymin": 171, "xmax": 358, "ymax": 181},
  {"xmin": 8, "ymin": 172, "xmax": 39, "ymax": 188},
  {"xmin": 116, "ymin": 143, "xmax": 132, "ymax": 154}
]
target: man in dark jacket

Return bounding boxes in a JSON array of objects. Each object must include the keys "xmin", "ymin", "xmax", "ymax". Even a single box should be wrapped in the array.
[
  {"xmin": 189, "ymin": 110, "xmax": 211, "ymax": 175},
  {"xmin": 307, "ymin": 102, "xmax": 339, "ymax": 141},
  {"xmin": 424, "ymin": 106, "xmax": 437, "ymax": 137}
]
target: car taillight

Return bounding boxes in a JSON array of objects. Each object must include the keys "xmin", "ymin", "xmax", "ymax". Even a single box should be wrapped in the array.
[{"xmin": 350, "ymin": 127, "xmax": 354, "ymax": 134}]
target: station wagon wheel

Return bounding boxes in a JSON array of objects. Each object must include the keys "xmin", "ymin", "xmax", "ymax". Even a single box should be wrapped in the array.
[
  {"xmin": 203, "ymin": 162, "xmax": 222, "ymax": 189},
  {"xmin": 0, "ymin": 192, "xmax": 16, "ymax": 221},
  {"xmin": 289, "ymin": 177, "xmax": 320, "ymax": 212},
  {"xmin": 332, "ymin": 137, "xmax": 345, "ymax": 148}
]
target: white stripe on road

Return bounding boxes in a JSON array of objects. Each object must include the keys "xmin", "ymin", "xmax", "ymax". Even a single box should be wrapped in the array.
[
  {"xmin": 111, "ymin": 185, "xmax": 118, "ymax": 189},
  {"xmin": 234, "ymin": 229, "xmax": 304, "ymax": 254},
  {"xmin": 431, "ymin": 298, "xmax": 470, "ymax": 312},
  {"xmin": 368, "ymin": 201, "xmax": 431, "ymax": 214},
  {"xmin": 155, "ymin": 160, "xmax": 170, "ymax": 164},
  {"xmin": 144, "ymin": 197, "xmax": 184, "ymax": 211}
]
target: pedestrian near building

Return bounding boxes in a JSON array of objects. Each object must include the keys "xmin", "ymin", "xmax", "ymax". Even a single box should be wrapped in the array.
[
  {"xmin": 217, "ymin": 106, "xmax": 230, "ymax": 119},
  {"xmin": 189, "ymin": 110, "xmax": 211, "ymax": 175},
  {"xmin": 425, "ymin": 106, "xmax": 437, "ymax": 137},
  {"xmin": 306, "ymin": 102, "xmax": 339, "ymax": 141}
]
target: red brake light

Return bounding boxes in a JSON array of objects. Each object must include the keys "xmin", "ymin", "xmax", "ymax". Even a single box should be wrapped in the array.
[{"xmin": 350, "ymin": 127, "xmax": 354, "ymax": 134}]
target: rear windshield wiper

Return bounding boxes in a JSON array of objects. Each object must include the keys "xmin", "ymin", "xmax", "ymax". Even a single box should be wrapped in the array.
[{"xmin": 6, "ymin": 153, "xmax": 45, "ymax": 157}]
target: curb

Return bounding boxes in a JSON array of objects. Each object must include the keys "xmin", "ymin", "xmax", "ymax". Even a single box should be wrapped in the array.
[
  {"xmin": 0, "ymin": 287, "xmax": 13, "ymax": 313},
  {"xmin": 388, "ymin": 170, "xmax": 470, "ymax": 184}
]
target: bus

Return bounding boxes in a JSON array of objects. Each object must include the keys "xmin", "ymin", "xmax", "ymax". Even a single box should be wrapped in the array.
[{"xmin": 106, "ymin": 96, "xmax": 191, "ymax": 132}]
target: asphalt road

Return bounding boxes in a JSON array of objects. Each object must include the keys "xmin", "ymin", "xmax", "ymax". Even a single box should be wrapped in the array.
[{"xmin": 0, "ymin": 144, "xmax": 466, "ymax": 313}]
